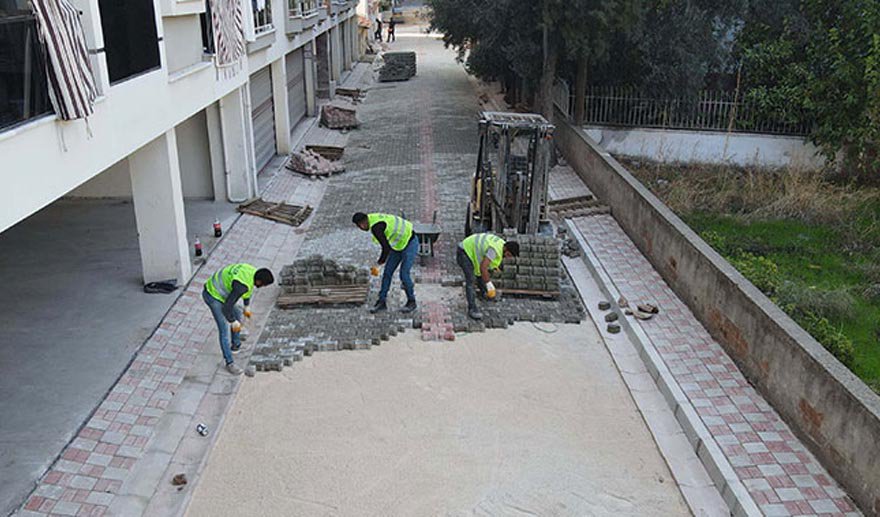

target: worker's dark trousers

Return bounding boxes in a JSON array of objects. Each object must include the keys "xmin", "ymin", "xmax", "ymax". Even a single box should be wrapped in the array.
[
  {"xmin": 378, "ymin": 237, "xmax": 418, "ymax": 303},
  {"xmin": 457, "ymin": 246, "xmax": 478, "ymax": 311}
]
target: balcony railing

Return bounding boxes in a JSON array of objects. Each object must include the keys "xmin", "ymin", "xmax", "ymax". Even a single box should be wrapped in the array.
[
  {"xmin": 252, "ymin": 0, "xmax": 273, "ymax": 34},
  {"xmin": 290, "ymin": 0, "xmax": 318, "ymax": 16}
]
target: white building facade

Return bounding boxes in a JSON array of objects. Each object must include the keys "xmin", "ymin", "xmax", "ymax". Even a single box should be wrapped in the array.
[{"xmin": 0, "ymin": 0, "xmax": 362, "ymax": 284}]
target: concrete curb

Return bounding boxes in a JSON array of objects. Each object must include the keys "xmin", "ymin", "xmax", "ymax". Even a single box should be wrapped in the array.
[{"xmin": 566, "ymin": 218, "xmax": 761, "ymax": 517}]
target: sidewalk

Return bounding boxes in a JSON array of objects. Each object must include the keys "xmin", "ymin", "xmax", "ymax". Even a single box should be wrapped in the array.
[{"xmin": 568, "ymin": 212, "xmax": 860, "ymax": 516}]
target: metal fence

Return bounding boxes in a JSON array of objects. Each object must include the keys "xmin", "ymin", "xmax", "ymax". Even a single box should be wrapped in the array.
[{"xmin": 553, "ymin": 80, "xmax": 811, "ymax": 136}]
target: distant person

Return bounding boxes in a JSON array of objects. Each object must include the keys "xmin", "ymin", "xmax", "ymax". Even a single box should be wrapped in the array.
[
  {"xmin": 457, "ymin": 233, "xmax": 519, "ymax": 320},
  {"xmin": 387, "ymin": 18, "xmax": 396, "ymax": 42},
  {"xmin": 202, "ymin": 263, "xmax": 274, "ymax": 375},
  {"xmin": 352, "ymin": 212, "xmax": 418, "ymax": 314},
  {"xmin": 374, "ymin": 18, "xmax": 383, "ymax": 42}
]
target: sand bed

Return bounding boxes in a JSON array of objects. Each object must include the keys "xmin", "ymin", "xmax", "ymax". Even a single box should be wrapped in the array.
[{"xmin": 187, "ymin": 323, "xmax": 688, "ymax": 516}]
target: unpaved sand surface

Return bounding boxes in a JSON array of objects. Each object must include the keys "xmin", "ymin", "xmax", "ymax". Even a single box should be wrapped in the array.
[{"xmin": 187, "ymin": 323, "xmax": 689, "ymax": 516}]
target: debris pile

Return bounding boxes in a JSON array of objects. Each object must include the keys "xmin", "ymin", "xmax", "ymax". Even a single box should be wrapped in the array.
[
  {"xmin": 556, "ymin": 227, "xmax": 582, "ymax": 258},
  {"xmin": 320, "ymin": 104, "xmax": 360, "ymax": 129},
  {"xmin": 286, "ymin": 149, "xmax": 346, "ymax": 178},
  {"xmin": 379, "ymin": 51, "xmax": 417, "ymax": 82}
]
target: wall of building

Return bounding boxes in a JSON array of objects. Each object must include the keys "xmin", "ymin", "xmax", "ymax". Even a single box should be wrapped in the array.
[
  {"xmin": 584, "ymin": 125, "xmax": 826, "ymax": 170},
  {"xmin": 163, "ymin": 15, "xmax": 205, "ymax": 74},
  {"xmin": 67, "ymin": 159, "xmax": 132, "ymax": 198},
  {"xmin": 555, "ymin": 108, "xmax": 880, "ymax": 516},
  {"xmin": 176, "ymin": 110, "xmax": 214, "ymax": 199},
  {"xmin": 0, "ymin": 0, "xmax": 359, "ymax": 234}
]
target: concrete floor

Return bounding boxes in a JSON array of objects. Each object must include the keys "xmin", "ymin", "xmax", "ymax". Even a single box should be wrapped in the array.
[
  {"xmin": 0, "ymin": 197, "xmax": 237, "ymax": 515},
  {"xmin": 188, "ymin": 324, "xmax": 690, "ymax": 516}
]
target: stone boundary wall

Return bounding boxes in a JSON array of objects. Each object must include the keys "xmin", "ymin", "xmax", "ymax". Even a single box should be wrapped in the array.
[{"xmin": 554, "ymin": 107, "xmax": 880, "ymax": 516}]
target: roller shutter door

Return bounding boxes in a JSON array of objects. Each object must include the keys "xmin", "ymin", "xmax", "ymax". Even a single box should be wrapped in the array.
[
  {"xmin": 250, "ymin": 66, "xmax": 276, "ymax": 172},
  {"xmin": 286, "ymin": 49, "xmax": 307, "ymax": 131}
]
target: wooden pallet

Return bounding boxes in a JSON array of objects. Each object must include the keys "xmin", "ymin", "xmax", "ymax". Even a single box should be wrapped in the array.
[
  {"xmin": 305, "ymin": 145, "xmax": 344, "ymax": 161},
  {"xmin": 499, "ymin": 288, "xmax": 560, "ymax": 299},
  {"xmin": 335, "ymin": 87, "xmax": 364, "ymax": 101},
  {"xmin": 276, "ymin": 284, "xmax": 369, "ymax": 308},
  {"xmin": 237, "ymin": 198, "xmax": 313, "ymax": 226}
]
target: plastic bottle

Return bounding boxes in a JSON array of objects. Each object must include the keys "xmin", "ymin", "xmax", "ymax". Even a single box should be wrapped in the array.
[
  {"xmin": 194, "ymin": 237, "xmax": 203, "ymax": 257},
  {"xmin": 213, "ymin": 218, "xmax": 222, "ymax": 238}
]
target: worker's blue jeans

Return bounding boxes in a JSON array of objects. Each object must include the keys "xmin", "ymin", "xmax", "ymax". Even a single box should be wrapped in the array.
[
  {"xmin": 378, "ymin": 237, "xmax": 418, "ymax": 303},
  {"xmin": 202, "ymin": 288, "xmax": 241, "ymax": 365}
]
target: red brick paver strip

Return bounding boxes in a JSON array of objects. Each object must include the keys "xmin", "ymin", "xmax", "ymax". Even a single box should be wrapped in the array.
[
  {"xmin": 573, "ymin": 214, "xmax": 860, "ymax": 517},
  {"xmin": 19, "ymin": 170, "xmax": 322, "ymax": 516}
]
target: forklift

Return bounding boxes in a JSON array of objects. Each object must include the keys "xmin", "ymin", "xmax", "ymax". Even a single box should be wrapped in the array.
[{"xmin": 465, "ymin": 112, "xmax": 555, "ymax": 236}]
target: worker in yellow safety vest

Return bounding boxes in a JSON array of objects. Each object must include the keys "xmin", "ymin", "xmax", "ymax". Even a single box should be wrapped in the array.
[
  {"xmin": 352, "ymin": 212, "xmax": 418, "ymax": 314},
  {"xmin": 457, "ymin": 233, "xmax": 519, "ymax": 320},
  {"xmin": 203, "ymin": 263, "xmax": 274, "ymax": 375}
]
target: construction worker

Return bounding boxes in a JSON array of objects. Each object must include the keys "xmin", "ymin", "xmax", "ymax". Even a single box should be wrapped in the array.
[
  {"xmin": 352, "ymin": 212, "xmax": 418, "ymax": 314},
  {"xmin": 202, "ymin": 263, "xmax": 274, "ymax": 375},
  {"xmin": 458, "ymin": 233, "xmax": 519, "ymax": 320}
]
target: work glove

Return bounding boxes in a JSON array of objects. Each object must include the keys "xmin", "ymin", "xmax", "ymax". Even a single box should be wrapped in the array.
[
  {"xmin": 370, "ymin": 265, "xmax": 380, "ymax": 277},
  {"xmin": 243, "ymin": 307, "xmax": 253, "ymax": 319},
  {"xmin": 486, "ymin": 281, "xmax": 497, "ymax": 299},
  {"xmin": 231, "ymin": 320, "xmax": 242, "ymax": 333}
]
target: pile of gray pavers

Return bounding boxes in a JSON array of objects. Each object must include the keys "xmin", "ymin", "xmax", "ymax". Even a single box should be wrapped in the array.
[
  {"xmin": 379, "ymin": 51, "xmax": 417, "ymax": 82},
  {"xmin": 493, "ymin": 234, "xmax": 562, "ymax": 294},
  {"xmin": 279, "ymin": 255, "xmax": 369, "ymax": 293}
]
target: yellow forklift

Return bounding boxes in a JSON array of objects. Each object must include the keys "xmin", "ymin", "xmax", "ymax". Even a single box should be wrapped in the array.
[{"xmin": 465, "ymin": 112, "xmax": 555, "ymax": 236}]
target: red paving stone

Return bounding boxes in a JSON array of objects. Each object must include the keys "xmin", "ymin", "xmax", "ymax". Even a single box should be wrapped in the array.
[{"xmin": 573, "ymin": 214, "xmax": 860, "ymax": 517}]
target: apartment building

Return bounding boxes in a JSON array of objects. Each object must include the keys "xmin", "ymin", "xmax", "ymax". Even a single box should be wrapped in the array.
[{"xmin": 0, "ymin": 0, "xmax": 361, "ymax": 285}]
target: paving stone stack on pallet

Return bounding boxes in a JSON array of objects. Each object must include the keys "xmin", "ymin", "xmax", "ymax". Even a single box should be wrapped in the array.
[
  {"xmin": 378, "ymin": 52, "xmax": 417, "ymax": 82},
  {"xmin": 494, "ymin": 234, "xmax": 562, "ymax": 295}
]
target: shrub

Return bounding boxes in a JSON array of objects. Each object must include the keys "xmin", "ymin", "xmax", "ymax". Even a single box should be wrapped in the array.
[
  {"xmin": 795, "ymin": 312, "xmax": 856, "ymax": 368},
  {"xmin": 775, "ymin": 281, "xmax": 856, "ymax": 322},
  {"xmin": 699, "ymin": 230, "xmax": 730, "ymax": 255},
  {"xmin": 730, "ymin": 252, "xmax": 781, "ymax": 295}
]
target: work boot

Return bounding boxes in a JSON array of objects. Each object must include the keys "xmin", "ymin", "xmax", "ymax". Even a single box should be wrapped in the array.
[
  {"xmin": 400, "ymin": 299, "xmax": 417, "ymax": 314},
  {"xmin": 370, "ymin": 300, "xmax": 388, "ymax": 314},
  {"xmin": 468, "ymin": 308, "xmax": 483, "ymax": 320},
  {"xmin": 231, "ymin": 343, "xmax": 250, "ymax": 354},
  {"xmin": 226, "ymin": 363, "xmax": 243, "ymax": 376}
]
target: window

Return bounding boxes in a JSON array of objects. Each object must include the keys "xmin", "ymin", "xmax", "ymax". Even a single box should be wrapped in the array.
[
  {"xmin": 300, "ymin": 0, "xmax": 318, "ymax": 15},
  {"xmin": 0, "ymin": 1, "xmax": 53, "ymax": 131},
  {"xmin": 200, "ymin": 0, "xmax": 215, "ymax": 54},
  {"xmin": 288, "ymin": 0, "xmax": 300, "ymax": 16},
  {"xmin": 98, "ymin": 0, "xmax": 161, "ymax": 83},
  {"xmin": 252, "ymin": 0, "xmax": 273, "ymax": 34}
]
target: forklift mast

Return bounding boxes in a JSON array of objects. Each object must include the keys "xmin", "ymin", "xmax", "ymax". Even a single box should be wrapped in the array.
[{"xmin": 467, "ymin": 112, "xmax": 555, "ymax": 236}]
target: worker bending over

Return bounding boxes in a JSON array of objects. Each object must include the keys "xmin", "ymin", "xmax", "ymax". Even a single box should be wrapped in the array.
[
  {"xmin": 458, "ymin": 233, "xmax": 519, "ymax": 320},
  {"xmin": 202, "ymin": 263, "xmax": 274, "ymax": 375},
  {"xmin": 353, "ymin": 212, "xmax": 418, "ymax": 314}
]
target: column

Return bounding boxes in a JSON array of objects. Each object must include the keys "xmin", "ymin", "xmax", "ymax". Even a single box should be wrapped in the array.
[
  {"xmin": 205, "ymin": 102, "xmax": 227, "ymax": 201},
  {"xmin": 218, "ymin": 87, "xmax": 255, "ymax": 201},
  {"xmin": 304, "ymin": 40, "xmax": 318, "ymax": 117},
  {"xmin": 129, "ymin": 130, "xmax": 192, "ymax": 285},
  {"xmin": 271, "ymin": 58, "xmax": 292, "ymax": 155},
  {"xmin": 342, "ymin": 20, "xmax": 352, "ymax": 71},
  {"xmin": 330, "ymin": 25, "xmax": 342, "ymax": 82}
]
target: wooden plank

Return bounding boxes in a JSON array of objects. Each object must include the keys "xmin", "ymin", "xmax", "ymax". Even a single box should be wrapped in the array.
[{"xmin": 500, "ymin": 288, "xmax": 560, "ymax": 299}]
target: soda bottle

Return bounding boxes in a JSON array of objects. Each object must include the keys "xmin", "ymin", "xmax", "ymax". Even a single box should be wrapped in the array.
[
  {"xmin": 213, "ymin": 218, "xmax": 222, "ymax": 238},
  {"xmin": 194, "ymin": 237, "xmax": 203, "ymax": 257}
]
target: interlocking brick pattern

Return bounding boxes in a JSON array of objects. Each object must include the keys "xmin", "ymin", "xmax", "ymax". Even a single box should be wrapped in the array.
[
  {"xmin": 573, "ymin": 214, "xmax": 860, "ymax": 517},
  {"xmin": 19, "ymin": 170, "xmax": 324, "ymax": 517}
]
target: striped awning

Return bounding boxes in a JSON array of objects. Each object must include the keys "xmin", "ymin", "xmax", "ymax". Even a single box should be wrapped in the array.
[{"xmin": 29, "ymin": 0, "xmax": 98, "ymax": 121}]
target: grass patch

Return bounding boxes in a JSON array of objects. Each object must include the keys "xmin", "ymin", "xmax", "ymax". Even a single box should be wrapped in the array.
[{"xmin": 623, "ymin": 158, "xmax": 880, "ymax": 392}]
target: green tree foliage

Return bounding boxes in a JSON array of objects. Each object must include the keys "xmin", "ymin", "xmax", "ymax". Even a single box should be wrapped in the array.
[
  {"xmin": 737, "ymin": 0, "xmax": 880, "ymax": 178},
  {"xmin": 426, "ymin": 0, "xmax": 640, "ymax": 117}
]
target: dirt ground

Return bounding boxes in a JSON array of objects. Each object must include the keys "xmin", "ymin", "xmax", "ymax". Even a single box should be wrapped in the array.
[{"xmin": 187, "ymin": 322, "xmax": 689, "ymax": 517}]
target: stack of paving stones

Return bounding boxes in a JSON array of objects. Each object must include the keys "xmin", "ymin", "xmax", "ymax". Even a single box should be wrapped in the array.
[
  {"xmin": 278, "ymin": 255, "xmax": 369, "ymax": 295},
  {"xmin": 378, "ymin": 52, "xmax": 417, "ymax": 82},
  {"xmin": 493, "ymin": 233, "xmax": 562, "ymax": 295}
]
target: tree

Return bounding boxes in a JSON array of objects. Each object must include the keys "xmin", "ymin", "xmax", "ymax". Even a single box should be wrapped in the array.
[
  {"xmin": 737, "ymin": 0, "xmax": 880, "ymax": 179},
  {"xmin": 426, "ymin": 0, "xmax": 640, "ymax": 120}
]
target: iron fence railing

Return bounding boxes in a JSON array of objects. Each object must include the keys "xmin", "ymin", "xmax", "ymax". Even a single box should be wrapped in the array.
[{"xmin": 553, "ymin": 80, "xmax": 812, "ymax": 137}]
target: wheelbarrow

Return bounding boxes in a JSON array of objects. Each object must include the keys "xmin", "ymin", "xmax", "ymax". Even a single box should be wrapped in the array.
[{"xmin": 405, "ymin": 210, "xmax": 442, "ymax": 266}]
